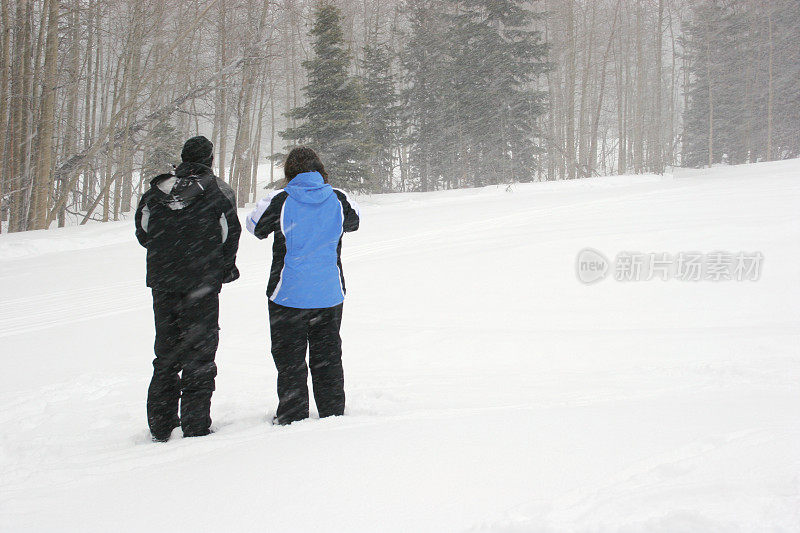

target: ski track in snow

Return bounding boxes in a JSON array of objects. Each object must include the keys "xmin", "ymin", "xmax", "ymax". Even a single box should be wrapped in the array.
[
  {"xmin": 0, "ymin": 184, "xmax": 695, "ymax": 338},
  {"xmin": 0, "ymin": 181, "xmax": 739, "ymax": 338},
  {"xmin": 1, "ymin": 160, "xmax": 799, "ymax": 532}
]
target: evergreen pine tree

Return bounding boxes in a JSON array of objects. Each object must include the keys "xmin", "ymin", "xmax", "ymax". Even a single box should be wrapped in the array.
[
  {"xmin": 447, "ymin": 0, "xmax": 549, "ymax": 185},
  {"xmin": 282, "ymin": 4, "xmax": 370, "ymax": 191},
  {"xmin": 403, "ymin": 0, "xmax": 549, "ymax": 190},
  {"xmin": 681, "ymin": 0, "xmax": 753, "ymax": 167},
  {"xmin": 402, "ymin": 0, "xmax": 456, "ymax": 192},
  {"xmin": 681, "ymin": 0, "xmax": 800, "ymax": 167},
  {"xmin": 360, "ymin": 43, "xmax": 401, "ymax": 192},
  {"xmin": 757, "ymin": 0, "xmax": 800, "ymax": 160}
]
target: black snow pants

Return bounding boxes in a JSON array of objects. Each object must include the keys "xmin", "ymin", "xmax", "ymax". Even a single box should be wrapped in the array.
[
  {"xmin": 148, "ymin": 289, "xmax": 219, "ymax": 439},
  {"xmin": 268, "ymin": 300, "xmax": 345, "ymax": 425}
]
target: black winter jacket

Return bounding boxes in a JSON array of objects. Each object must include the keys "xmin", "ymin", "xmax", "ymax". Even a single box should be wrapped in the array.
[{"xmin": 135, "ymin": 162, "xmax": 241, "ymax": 293}]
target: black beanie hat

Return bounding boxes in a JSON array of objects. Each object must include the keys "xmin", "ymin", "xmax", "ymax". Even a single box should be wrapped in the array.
[{"xmin": 181, "ymin": 136, "xmax": 214, "ymax": 166}]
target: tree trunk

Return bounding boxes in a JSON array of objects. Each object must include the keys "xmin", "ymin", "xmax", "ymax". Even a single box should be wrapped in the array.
[
  {"xmin": 81, "ymin": 0, "xmax": 96, "ymax": 210},
  {"xmin": 251, "ymin": 69, "xmax": 268, "ymax": 201},
  {"xmin": 215, "ymin": 0, "xmax": 228, "ymax": 181},
  {"xmin": 120, "ymin": 2, "xmax": 144, "ymax": 215},
  {"xmin": 706, "ymin": 30, "xmax": 713, "ymax": 166},
  {"xmin": 269, "ymin": 69, "xmax": 276, "ymax": 186},
  {"xmin": 59, "ymin": 0, "xmax": 80, "ymax": 227},
  {"xmin": 564, "ymin": 0, "xmax": 576, "ymax": 179},
  {"xmin": 577, "ymin": 2, "xmax": 595, "ymax": 177},
  {"xmin": 0, "ymin": 0, "xmax": 10, "ymax": 230},
  {"xmin": 666, "ymin": 2, "xmax": 677, "ymax": 167},
  {"xmin": 633, "ymin": 0, "xmax": 645, "ymax": 173},
  {"xmin": 615, "ymin": 20, "xmax": 626, "ymax": 175},
  {"xmin": 589, "ymin": 0, "xmax": 621, "ymax": 177},
  {"xmin": 652, "ymin": 0, "xmax": 664, "ymax": 173},
  {"xmin": 8, "ymin": 0, "xmax": 33, "ymax": 232},
  {"xmin": 766, "ymin": 0, "xmax": 773, "ymax": 161},
  {"xmin": 31, "ymin": 0, "xmax": 59, "ymax": 230}
]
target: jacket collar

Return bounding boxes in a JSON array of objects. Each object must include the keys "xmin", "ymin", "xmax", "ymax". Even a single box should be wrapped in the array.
[
  {"xmin": 175, "ymin": 161, "xmax": 213, "ymax": 179},
  {"xmin": 290, "ymin": 171, "xmax": 325, "ymax": 185}
]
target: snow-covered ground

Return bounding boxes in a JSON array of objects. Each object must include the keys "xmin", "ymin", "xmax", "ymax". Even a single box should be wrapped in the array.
[{"xmin": 1, "ymin": 160, "xmax": 799, "ymax": 532}]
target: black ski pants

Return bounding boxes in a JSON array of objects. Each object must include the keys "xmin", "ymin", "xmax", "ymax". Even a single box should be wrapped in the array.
[
  {"xmin": 148, "ymin": 289, "xmax": 219, "ymax": 439},
  {"xmin": 268, "ymin": 300, "xmax": 345, "ymax": 424}
]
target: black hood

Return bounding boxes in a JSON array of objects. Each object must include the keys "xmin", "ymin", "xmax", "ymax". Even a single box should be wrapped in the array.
[{"xmin": 151, "ymin": 162, "xmax": 215, "ymax": 210}]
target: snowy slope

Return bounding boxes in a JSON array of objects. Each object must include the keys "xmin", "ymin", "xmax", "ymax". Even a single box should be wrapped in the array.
[{"xmin": 1, "ymin": 160, "xmax": 799, "ymax": 532}]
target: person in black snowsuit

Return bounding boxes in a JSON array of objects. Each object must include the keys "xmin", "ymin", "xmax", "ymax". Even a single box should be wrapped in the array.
[
  {"xmin": 246, "ymin": 147, "xmax": 360, "ymax": 425},
  {"xmin": 134, "ymin": 136, "xmax": 241, "ymax": 442}
]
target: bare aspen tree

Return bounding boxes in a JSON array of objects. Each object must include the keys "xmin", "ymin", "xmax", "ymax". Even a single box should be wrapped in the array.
[
  {"xmin": 588, "ymin": 0, "xmax": 621, "ymax": 177},
  {"xmin": 564, "ymin": 0, "xmax": 576, "ymax": 179},
  {"xmin": 31, "ymin": 0, "xmax": 58, "ymax": 230},
  {"xmin": 705, "ymin": 24, "xmax": 713, "ymax": 167},
  {"xmin": 766, "ymin": 0, "xmax": 773, "ymax": 161},
  {"xmin": 251, "ymin": 67, "xmax": 269, "ymax": 199},
  {"xmin": 235, "ymin": 0, "xmax": 271, "ymax": 205},
  {"xmin": 667, "ymin": 1, "xmax": 678, "ymax": 167},
  {"xmin": 633, "ymin": 0, "xmax": 645, "ymax": 174},
  {"xmin": 27, "ymin": 0, "xmax": 45, "ymax": 227},
  {"xmin": 543, "ymin": 1, "xmax": 557, "ymax": 180},
  {"xmin": 81, "ymin": 0, "xmax": 95, "ymax": 209},
  {"xmin": 0, "ymin": 0, "xmax": 10, "ymax": 230},
  {"xmin": 59, "ymin": 0, "xmax": 81, "ymax": 227},
  {"xmin": 104, "ymin": 68, "xmax": 121, "ymax": 223},
  {"xmin": 119, "ymin": 1, "xmax": 144, "ymax": 215},
  {"xmin": 216, "ymin": 0, "xmax": 228, "ymax": 182},
  {"xmin": 269, "ymin": 65, "xmax": 276, "ymax": 187},
  {"xmin": 615, "ymin": 11, "xmax": 626, "ymax": 175},
  {"xmin": 7, "ymin": 0, "xmax": 32, "ymax": 232},
  {"xmin": 653, "ymin": 0, "xmax": 664, "ymax": 173},
  {"xmin": 85, "ymin": 0, "xmax": 101, "ymax": 209},
  {"xmin": 577, "ymin": 2, "xmax": 595, "ymax": 177},
  {"xmin": 122, "ymin": 2, "xmax": 145, "ymax": 214}
]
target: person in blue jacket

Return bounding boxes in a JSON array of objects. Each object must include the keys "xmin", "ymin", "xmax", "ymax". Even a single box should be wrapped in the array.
[{"xmin": 246, "ymin": 146, "xmax": 360, "ymax": 425}]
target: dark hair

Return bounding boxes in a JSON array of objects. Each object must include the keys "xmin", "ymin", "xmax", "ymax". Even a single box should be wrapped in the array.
[{"xmin": 284, "ymin": 146, "xmax": 329, "ymax": 184}]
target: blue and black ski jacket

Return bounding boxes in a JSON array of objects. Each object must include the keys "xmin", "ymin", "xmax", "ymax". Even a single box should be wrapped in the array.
[{"xmin": 246, "ymin": 171, "xmax": 360, "ymax": 309}]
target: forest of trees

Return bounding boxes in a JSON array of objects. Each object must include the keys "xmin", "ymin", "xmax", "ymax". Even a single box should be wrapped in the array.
[
  {"xmin": 0, "ymin": 0, "xmax": 797, "ymax": 233},
  {"xmin": 681, "ymin": 0, "xmax": 799, "ymax": 166}
]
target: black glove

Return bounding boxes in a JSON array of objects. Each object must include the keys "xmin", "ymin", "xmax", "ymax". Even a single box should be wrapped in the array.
[{"xmin": 222, "ymin": 265, "xmax": 240, "ymax": 284}]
